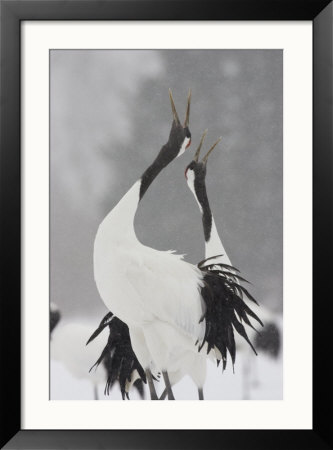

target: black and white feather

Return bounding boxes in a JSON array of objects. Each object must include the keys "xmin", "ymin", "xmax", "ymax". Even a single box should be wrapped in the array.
[
  {"xmin": 198, "ymin": 257, "xmax": 263, "ymax": 370},
  {"xmin": 185, "ymin": 132, "xmax": 263, "ymax": 371}
]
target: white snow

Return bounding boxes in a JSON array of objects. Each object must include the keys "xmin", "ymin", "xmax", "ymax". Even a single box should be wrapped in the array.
[{"xmin": 51, "ymin": 347, "xmax": 282, "ymax": 400}]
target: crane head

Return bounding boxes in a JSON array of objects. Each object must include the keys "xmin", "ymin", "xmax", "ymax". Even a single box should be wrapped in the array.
[
  {"xmin": 185, "ymin": 131, "xmax": 222, "ymax": 186},
  {"xmin": 168, "ymin": 89, "xmax": 192, "ymax": 158},
  {"xmin": 185, "ymin": 130, "xmax": 221, "ymax": 200},
  {"xmin": 140, "ymin": 90, "xmax": 193, "ymax": 201}
]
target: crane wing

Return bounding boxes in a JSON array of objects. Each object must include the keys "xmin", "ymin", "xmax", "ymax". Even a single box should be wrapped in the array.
[
  {"xmin": 199, "ymin": 263, "xmax": 263, "ymax": 370},
  {"xmin": 124, "ymin": 246, "xmax": 205, "ymax": 343}
]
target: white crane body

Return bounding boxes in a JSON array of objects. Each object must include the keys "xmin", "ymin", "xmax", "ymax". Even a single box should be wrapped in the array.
[
  {"xmin": 94, "ymin": 92, "xmax": 206, "ymax": 381},
  {"xmin": 94, "ymin": 179, "xmax": 206, "ymax": 371}
]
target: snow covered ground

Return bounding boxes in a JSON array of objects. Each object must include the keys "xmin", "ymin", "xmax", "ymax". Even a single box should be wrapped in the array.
[{"xmin": 51, "ymin": 342, "xmax": 282, "ymax": 401}]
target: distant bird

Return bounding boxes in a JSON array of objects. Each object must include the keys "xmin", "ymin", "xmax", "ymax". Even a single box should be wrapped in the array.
[
  {"xmin": 253, "ymin": 308, "xmax": 281, "ymax": 359},
  {"xmin": 94, "ymin": 91, "xmax": 262, "ymax": 400},
  {"xmin": 51, "ymin": 318, "xmax": 107, "ymax": 400},
  {"xmin": 50, "ymin": 302, "xmax": 61, "ymax": 335},
  {"xmin": 241, "ymin": 305, "xmax": 282, "ymax": 399}
]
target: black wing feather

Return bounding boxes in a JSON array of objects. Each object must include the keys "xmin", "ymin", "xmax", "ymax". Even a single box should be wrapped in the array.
[
  {"xmin": 88, "ymin": 315, "xmax": 146, "ymax": 400},
  {"xmin": 198, "ymin": 261, "xmax": 262, "ymax": 370}
]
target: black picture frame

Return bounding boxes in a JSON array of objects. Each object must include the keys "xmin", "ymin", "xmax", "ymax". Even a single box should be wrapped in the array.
[{"xmin": 0, "ymin": 1, "xmax": 332, "ymax": 448}]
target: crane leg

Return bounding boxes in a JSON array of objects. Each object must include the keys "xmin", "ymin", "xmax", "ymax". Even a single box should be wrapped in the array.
[
  {"xmin": 146, "ymin": 369, "xmax": 158, "ymax": 400},
  {"xmin": 160, "ymin": 386, "xmax": 203, "ymax": 400},
  {"xmin": 93, "ymin": 384, "xmax": 99, "ymax": 400},
  {"xmin": 162, "ymin": 371, "xmax": 175, "ymax": 400},
  {"xmin": 251, "ymin": 357, "xmax": 260, "ymax": 388},
  {"xmin": 242, "ymin": 354, "xmax": 251, "ymax": 400},
  {"xmin": 159, "ymin": 388, "xmax": 168, "ymax": 400}
]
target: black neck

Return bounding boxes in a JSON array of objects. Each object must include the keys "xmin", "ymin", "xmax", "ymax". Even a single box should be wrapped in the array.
[
  {"xmin": 139, "ymin": 142, "xmax": 174, "ymax": 200},
  {"xmin": 194, "ymin": 175, "xmax": 212, "ymax": 242}
]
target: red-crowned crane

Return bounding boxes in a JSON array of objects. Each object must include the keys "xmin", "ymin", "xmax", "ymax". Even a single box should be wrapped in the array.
[
  {"xmin": 158, "ymin": 131, "xmax": 263, "ymax": 400},
  {"xmin": 184, "ymin": 130, "xmax": 263, "ymax": 362},
  {"xmin": 185, "ymin": 132, "xmax": 279, "ymax": 400},
  {"xmin": 94, "ymin": 90, "xmax": 192, "ymax": 400},
  {"xmin": 50, "ymin": 306, "xmax": 108, "ymax": 400}
]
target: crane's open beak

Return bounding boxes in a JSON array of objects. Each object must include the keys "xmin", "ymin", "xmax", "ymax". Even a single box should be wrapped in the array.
[
  {"xmin": 202, "ymin": 136, "xmax": 222, "ymax": 164},
  {"xmin": 184, "ymin": 88, "xmax": 191, "ymax": 128},
  {"xmin": 169, "ymin": 88, "xmax": 191, "ymax": 128},
  {"xmin": 169, "ymin": 89, "xmax": 181, "ymax": 125},
  {"xmin": 194, "ymin": 129, "xmax": 208, "ymax": 162}
]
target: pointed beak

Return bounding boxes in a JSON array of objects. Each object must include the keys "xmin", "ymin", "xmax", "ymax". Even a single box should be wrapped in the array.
[
  {"xmin": 202, "ymin": 136, "xmax": 222, "ymax": 164},
  {"xmin": 194, "ymin": 129, "xmax": 208, "ymax": 162},
  {"xmin": 184, "ymin": 88, "xmax": 191, "ymax": 127},
  {"xmin": 169, "ymin": 89, "xmax": 181, "ymax": 125}
]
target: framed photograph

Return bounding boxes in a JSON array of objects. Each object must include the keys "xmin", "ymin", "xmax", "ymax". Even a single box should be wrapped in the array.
[{"xmin": 0, "ymin": 1, "xmax": 332, "ymax": 449}]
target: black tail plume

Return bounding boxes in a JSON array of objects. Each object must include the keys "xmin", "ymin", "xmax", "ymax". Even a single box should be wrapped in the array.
[
  {"xmin": 198, "ymin": 260, "xmax": 262, "ymax": 370},
  {"xmin": 89, "ymin": 315, "xmax": 146, "ymax": 400}
]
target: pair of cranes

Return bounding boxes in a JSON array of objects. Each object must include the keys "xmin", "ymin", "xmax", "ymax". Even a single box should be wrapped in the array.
[{"xmin": 89, "ymin": 90, "xmax": 262, "ymax": 400}]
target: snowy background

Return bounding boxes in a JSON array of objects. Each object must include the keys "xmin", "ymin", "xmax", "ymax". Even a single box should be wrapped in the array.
[{"xmin": 50, "ymin": 50, "xmax": 283, "ymax": 400}]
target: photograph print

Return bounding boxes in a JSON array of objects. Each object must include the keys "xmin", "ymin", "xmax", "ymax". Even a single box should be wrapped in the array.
[{"xmin": 50, "ymin": 49, "xmax": 282, "ymax": 401}]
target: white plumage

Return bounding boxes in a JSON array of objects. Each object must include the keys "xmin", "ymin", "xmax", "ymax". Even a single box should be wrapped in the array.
[
  {"xmin": 94, "ymin": 180, "xmax": 206, "ymax": 373},
  {"xmin": 180, "ymin": 132, "xmax": 260, "ymax": 394},
  {"xmin": 93, "ymin": 94, "xmax": 261, "ymax": 400},
  {"xmin": 93, "ymin": 91, "xmax": 214, "ymax": 399}
]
